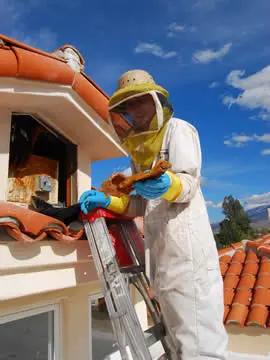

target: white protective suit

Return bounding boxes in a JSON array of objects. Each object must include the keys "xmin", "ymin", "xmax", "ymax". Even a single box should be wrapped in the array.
[{"xmin": 128, "ymin": 117, "xmax": 228, "ymax": 360}]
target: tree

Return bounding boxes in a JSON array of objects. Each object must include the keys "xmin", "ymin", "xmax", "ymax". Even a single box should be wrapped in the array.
[{"xmin": 216, "ymin": 195, "xmax": 254, "ymax": 247}]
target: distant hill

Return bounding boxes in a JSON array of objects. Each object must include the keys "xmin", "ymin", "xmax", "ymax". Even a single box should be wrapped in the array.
[
  {"xmin": 211, "ymin": 204, "xmax": 270, "ymax": 233},
  {"xmin": 246, "ymin": 204, "xmax": 270, "ymax": 223}
]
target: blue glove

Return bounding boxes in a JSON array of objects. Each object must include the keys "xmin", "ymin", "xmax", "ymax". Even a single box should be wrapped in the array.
[
  {"xmin": 79, "ymin": 190, "xmax": 111, "ymax": 214},
  {"xmin": 134, "ymin": 173, "xmax": 171, "ymax": 200}
]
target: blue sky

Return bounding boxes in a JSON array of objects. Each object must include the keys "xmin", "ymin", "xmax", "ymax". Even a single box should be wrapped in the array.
[{"xmin": 2, "ymin": 0, "xmax": 270, "ymax": 222}]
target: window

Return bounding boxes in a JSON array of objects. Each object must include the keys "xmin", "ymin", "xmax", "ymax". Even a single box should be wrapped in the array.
[
  {"xmin": 0, "ymin": 304, "xmax": 61, "ymax": 360},
  {"xmin": 89, "ymin": 294, "xmax": 117, "ymax": 360},
  {"xmin": 8, "ymin": 113, "xmax": 77, "ymax": 207}
]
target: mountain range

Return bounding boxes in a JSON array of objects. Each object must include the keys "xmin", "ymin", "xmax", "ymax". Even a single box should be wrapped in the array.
[{"xmin": 211, "ymin": 204, "xmax": 270, "ymax": 233}]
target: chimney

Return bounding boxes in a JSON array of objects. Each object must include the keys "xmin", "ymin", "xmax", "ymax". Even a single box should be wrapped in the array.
[{"xmin": 52, "ymin": 45, "xmax": 85, "ymax": 72}]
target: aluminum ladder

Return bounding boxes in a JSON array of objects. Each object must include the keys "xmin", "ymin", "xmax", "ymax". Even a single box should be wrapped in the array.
[{"xmin": 82, "ymin": 209, "xmax": 172, "ymax": 360}]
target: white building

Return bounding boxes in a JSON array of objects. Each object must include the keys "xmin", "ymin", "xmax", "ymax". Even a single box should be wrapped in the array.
[{"xmin": 0, "ymin": 34, "xmax": 147, "ymax": 360}]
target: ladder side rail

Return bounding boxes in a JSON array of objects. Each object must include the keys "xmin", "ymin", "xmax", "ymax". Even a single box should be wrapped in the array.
[{"xmin": 84, "ymin": 218, "xmax": 152, "ymax": 360}]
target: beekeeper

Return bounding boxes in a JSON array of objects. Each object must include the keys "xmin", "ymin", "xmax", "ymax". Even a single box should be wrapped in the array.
[{"xmin": 80, "ymin": 70, "xmax": 228, "ymax": 360}]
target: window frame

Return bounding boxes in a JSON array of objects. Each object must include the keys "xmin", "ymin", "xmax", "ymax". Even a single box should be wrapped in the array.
[{"xmin": 0, "ymin": 303, "xmax": 62, "ymax": 360}]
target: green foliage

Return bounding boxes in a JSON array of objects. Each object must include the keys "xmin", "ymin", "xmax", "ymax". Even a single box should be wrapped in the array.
[
  {"xmin": 215, "ymin": 195, "xmax": 254, "ymax": 247},
  {"xmin": 251, "ymin": 227, "xmax": 270, "ymax": 238}
]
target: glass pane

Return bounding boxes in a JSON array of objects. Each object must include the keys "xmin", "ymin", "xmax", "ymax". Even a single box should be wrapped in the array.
[
  {"xmin": 0, "ymin": 311, "xmax": 54, "ymax": 360},
  {"xmin": 91, "ymin": 298, "xmax": 118, "ymax": 360}
]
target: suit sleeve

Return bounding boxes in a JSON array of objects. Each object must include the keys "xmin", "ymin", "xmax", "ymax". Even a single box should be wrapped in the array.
[{"xmin": 168, "ymin": 121, "xmax": 202, "ymax": 203}]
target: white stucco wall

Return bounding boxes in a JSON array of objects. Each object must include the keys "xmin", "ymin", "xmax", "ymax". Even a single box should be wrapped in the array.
[
  {"xmin": 0, "ymin": 285, "xmax": 101, "ymax": 360},
  {"xmin": 0, "ymin": 109, "xmax": 11, "ymax": 201},
  {"xmin": 77, "ymin": 145, "xmax": 91, "ymax": 198},
  {"xmin": 227, "ymin": 325, "xmax": 270, "ymax": 356}
]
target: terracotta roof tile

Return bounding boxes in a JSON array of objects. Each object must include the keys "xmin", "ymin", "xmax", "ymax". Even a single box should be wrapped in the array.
[
  {"xmin": 0, "ymin": 46, "xmax": 17, "ymax": 76},
  {"xmin": 258, "ymin": 261, "xmax": 270, "ymax": 274},
  {"xmin": 224, "ymin": 289, "xmax": 235, "ymax": 305},
  {"xmin": 0, "ymin": 201, "xmax": 83, "ymax": 243},
  {"xmin": 0, "ymin": 33, "xmax": 127, "ymax": 130},
  {"xmin": 226, "ymin": 262, "xmax": 243, "ymax": 276},
  {"xmin": 218, "ymin": 247, "xmax": 234, "ymax": 256},
  {"xmin": 231, "ymin": 250, "xmax": 246, "ymax": 263},
  {"xmin": 224, "ymin": 274, "xmax": 240, "ymax": 289},
  {"xmin": 261, "ymin": 256, "xmax": 270, "ymax": 263},
  {"xmin": 246, "ymin": 305, "xmax": 268, "ymax": 327},
  {"xmin": 245, "ymin": 251, "xmax": 259, "ymax": 263},
  {"xmin": 242, "ymin": 262, "xmax": 259, "ymax": 276},
  {"xmin": 220, "ymin": 262, "xmax": 229, "ymax": 276},
  {"xmin": 252, "ymin": 288, "xmax": 270, "ymax": 306},
  {"xmin": 255, "ymin": 274, "xmax": 270, "ymax": 289},
  {"xmin": 72, "ymin": 72, "xmax": 109, "ymax": 123},
  {"xmin": 232, "ymin": 289, "xmax": 252, "ymax": 306},
  {"xmin": 226, "ymin": 304, "xmax": 249, "ymax": 327},
  {"xmin": 219, "ymin": 254, "xmax": 232, "ymax": 264},
  {"xmin": 237, "ymin": 274, "xmax": 256, "ymax": 290},
  {"xmin": 231, "ymin": 242, "xmax": 243, "ymax": 250},
  {"xmin": 224, "ymin": 305, "xmax": 230, "ymax": 322},
  {"xmin": 258, "ymin": 245, "xmax": 270, "ymax": 258},
  {"xmin": 13, "ymin": 46, "xmax": 74, "ymax": 84},
  {"xmin": 219, "ymin": 235, "xmax": 270, "ymax": 327}
]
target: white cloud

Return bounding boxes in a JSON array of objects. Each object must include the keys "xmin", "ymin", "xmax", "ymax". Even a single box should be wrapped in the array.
[
  {"xmin": 208, "ymin": 192, "xmax": 270, "ymax": 211},
  {"xmin": 167, "ymin": 23, "xmax": 197, "ymax": 37},
  {"xmin": 254, "ymin": 134, "xmax": 270, "ymax": 143},
  {"xmin": 243, "ymin": 192, "xmax": 270, "ymax": 210},
  {"xmin": 224, "ymin": 134, "xmax": 254, "ymax": 147},
  {"xmin": 193, "ymin": 42, "xmax": 232, "ymax": 64},
  {"xmin": 261, "ymin": 149, "xmax": 270, "ymax": 156},
  {"xmin": 209, "ymin": 81, "xmax": 220, "ymax": 88},
  {"xmin": 206, "ymin": 200, "xmax": 222, "ymax": 208},
  {"xmin": 250, "ymin": 112, "xmax": 270, "ymax": 121},
  {"xmin": 134, "ymin": 42, "xmax": 177, "ymax": 59},
  {"xmin": 224, "ymin": 133, "xmax": 270, "ymax": 148},
  {"xmin": 167, "ymin": 22, "xmax": 185, "ymax": 37},
  {"xmin": 224, "ymin": 65, "xmax": 270, "ymax": 119},
  {"xmin": 259, "ymin": 113, "xmax": 270, "ymax": 121}
]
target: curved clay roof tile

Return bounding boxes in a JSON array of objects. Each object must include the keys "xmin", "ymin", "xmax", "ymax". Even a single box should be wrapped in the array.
[
  {"xmin": 246, "ymin": 305, "xmax": 268, "ymax": 327},
  {"xmin": 72, "ymin": 72, "xmax": 109, "ymax": 122},
  {"xmin": 261, "ymin": 256, "xmax": 270, "ymax": 263},
  {"xmin": 226, "ymin": 304, "xmax": 249, "ymax": 327},
  {"xmin": 13, "ymin": 46, "xmax": 74, "ymax": 84},
  {"xmin": 224, "ymin": 289, "xmax": 235, "ymax": 306},
  {"xmin": 226, "ymin": 262, "xmax": 243, "ymax": 276},
  {"xmin": 224, "ymin": 274, "xmax": 240, "ymax": 289},
  {"xmin": 224, "ymin": 305, "xmax": 230, "ymax": 322},
  {"xmin": 252, "ymin": 288, "xmax": 270, "ymax": 306},
  {"xmin": 0, "ymin": 33, "xmax": 127, "ymax": 130},
  {"xmin": 259, "ymin": 262, "xmax": 270, "ymax": 274},
  {"xmin": 0, "ymin": 46, "xmax": 17, "ymax": 76},
  {"xmin": 232, "ymin": 289, "xmax": 252, "ymax": 306},
  {"xmin": 242, "ymin": 262, "xmax": 259, "ymax": 276},
  {"xmin": 237, "ymin": 274, "xmax": 256, "ymax": 290},
  {"xmin": 231, "ymin": 250, "xmax": 246, "ymax": 264},
  {"xmin": 220, "ymin": 262, "xmax": 229, "ymax": 276},
  {"xmin": 219, "ymin": 255, "xmax": 232, "ymax": 264},
  {"xmin": 258, "ymin": 244, "xmax": 270, "ymax": 258},
  {"xmin": 245, "ymin": 251, "xmax": 259, "ymax": 263},
  {"xmin": 255, "ymin": 274, "xmax": 270, "ymax": 289}
]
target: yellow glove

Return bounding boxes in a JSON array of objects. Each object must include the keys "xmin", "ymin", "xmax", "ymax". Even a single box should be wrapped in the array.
[
  {"xmin": 162, "ymin": 171, "xmax": 183, "ymax": 202},
  {"xmin": 107, "ymin": 195, "xmax": 130, "ymax": 214}
]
